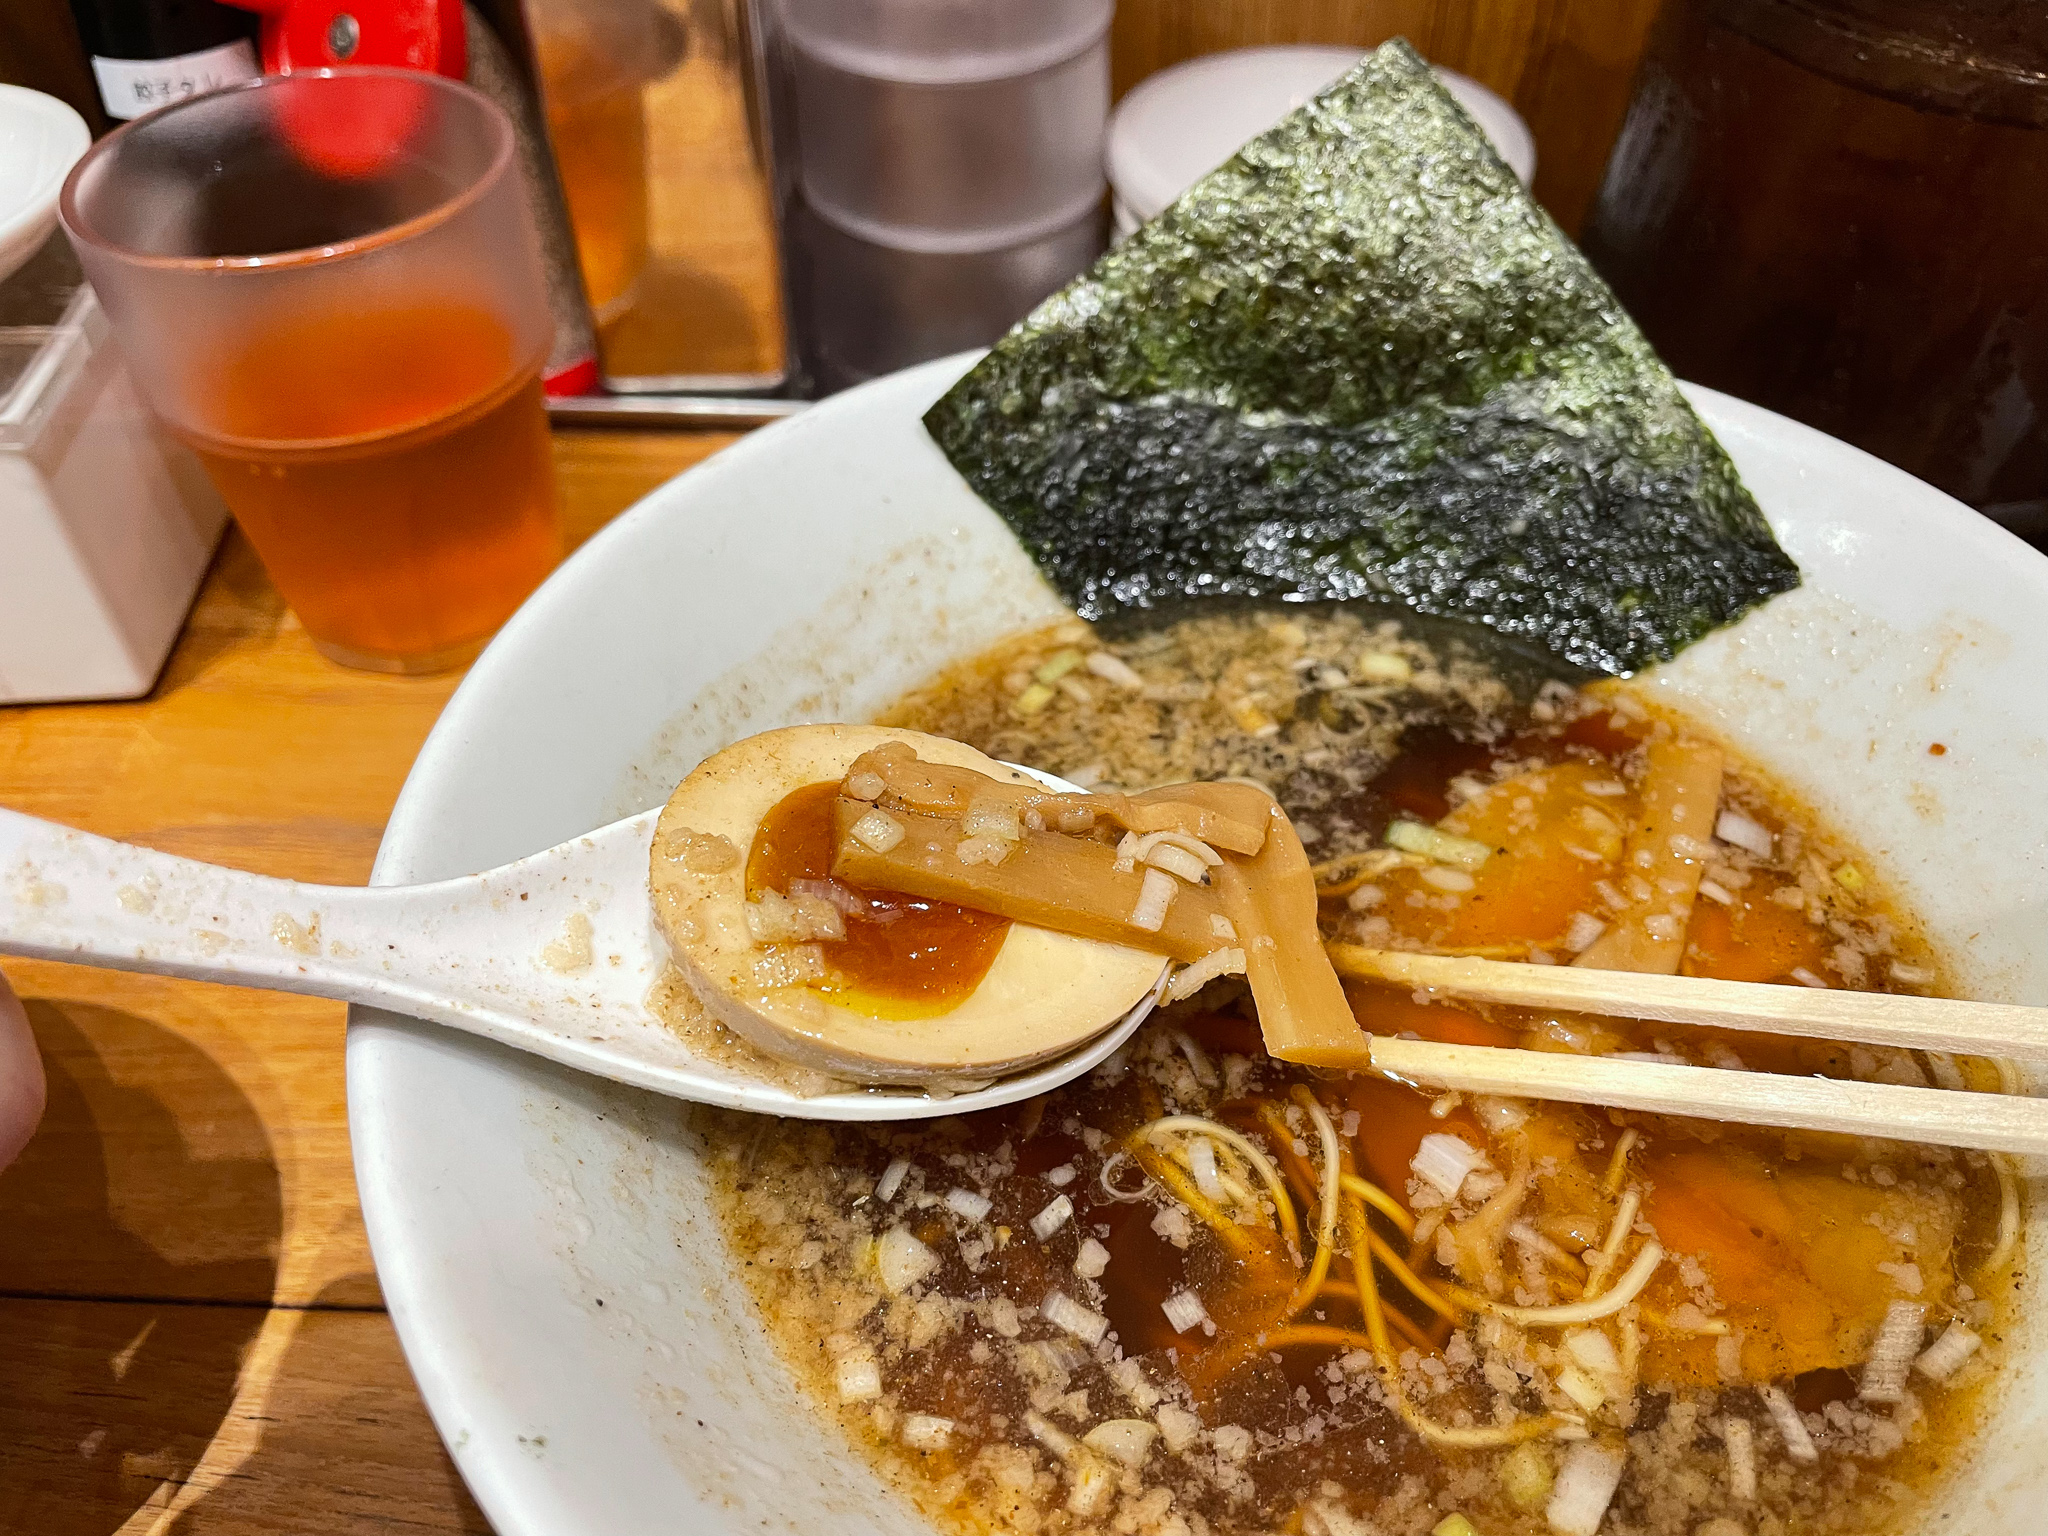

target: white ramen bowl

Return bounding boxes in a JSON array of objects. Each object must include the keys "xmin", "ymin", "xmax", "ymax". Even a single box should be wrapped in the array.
[{"xmin": 350, "ymin": 353, "xmax": 2048, "ymax": 1536}]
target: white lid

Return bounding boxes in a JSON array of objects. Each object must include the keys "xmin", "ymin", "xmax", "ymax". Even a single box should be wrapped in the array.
[{"xmin": 1107, "ymin": 46, "xmax": 1537, "ymax": 224}]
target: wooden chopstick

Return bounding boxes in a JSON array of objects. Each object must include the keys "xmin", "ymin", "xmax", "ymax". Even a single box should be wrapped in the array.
[
  {"xmin": 1367, "ymin": 1037, "xmax": 2048, "ymax": 1157},
  {"xmin": 1328, "ymin": 945, "xmax": 2048, "ymax": 1066}
]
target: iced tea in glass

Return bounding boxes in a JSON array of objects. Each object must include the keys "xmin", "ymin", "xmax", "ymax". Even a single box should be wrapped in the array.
[{"xmin": 61, "ymin": 69, "xmax": 561, "ymax": 672}]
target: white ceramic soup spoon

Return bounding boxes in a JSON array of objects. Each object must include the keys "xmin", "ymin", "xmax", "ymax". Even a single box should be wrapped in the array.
[{"xmin": 0, "ymin": 777, "xmax": 1163, "ymax": 1122}]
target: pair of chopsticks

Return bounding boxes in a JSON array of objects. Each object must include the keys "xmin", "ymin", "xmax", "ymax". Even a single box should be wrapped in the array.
[{"xmin": 1328, "ymin": 945, "xmax": 2048, "ymax": 1157}]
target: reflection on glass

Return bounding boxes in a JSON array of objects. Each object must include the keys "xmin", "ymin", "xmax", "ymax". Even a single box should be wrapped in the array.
[{"xmin": 529, "ymin": 0, "xmax": 789, "ymax": 390}]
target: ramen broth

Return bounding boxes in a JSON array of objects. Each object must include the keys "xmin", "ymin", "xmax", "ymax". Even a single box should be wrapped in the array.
[{"xmin": 707, "ymin": 609, "xmax": 2015, "ymax": 1536}]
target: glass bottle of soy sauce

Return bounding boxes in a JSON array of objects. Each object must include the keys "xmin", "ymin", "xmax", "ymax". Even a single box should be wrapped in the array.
[{"xmin": 1582, "ymin": 0, "xmax": 2048, "ymax": 546}]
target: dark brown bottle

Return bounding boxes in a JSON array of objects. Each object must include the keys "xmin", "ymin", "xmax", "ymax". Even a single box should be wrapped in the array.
[{"xmin": 1582, "ymin": 0, "xmax": 2048, "ymax": 543}]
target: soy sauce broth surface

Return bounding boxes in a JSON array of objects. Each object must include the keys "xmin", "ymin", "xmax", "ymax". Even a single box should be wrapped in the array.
[{"xmin": 707, "ymin": 609, "xmax": 2015, "ymax": 1536}]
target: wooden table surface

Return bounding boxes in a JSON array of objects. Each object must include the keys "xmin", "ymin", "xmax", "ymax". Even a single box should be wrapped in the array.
[{"xmin": 0, "ymin": 428, "xmax": 739, "ymax": 1535}]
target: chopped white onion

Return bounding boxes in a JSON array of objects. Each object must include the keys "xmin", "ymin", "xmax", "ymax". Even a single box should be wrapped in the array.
[
  {"xmin": 1412, "ymin": 1133, "xmax": 1491, "ymax": 1201},
  {"xmin": 876, "ymin": 1226, "xmax": 939, "ymax": 1293},
  {"xmin": 1187, "ymin": 1138, "xmax": 1225, "ymax": 1202},
  {"xmin": 836, "ymin": 1353, "xmax": 882, "ymax": 1402},
  {"xmin": 1715, "ymin": 809, "xmax": 1774, "ymax": 858},
  {"xmin": 874, "ymin": 1158, "xmax": 910, "ymax": 1202},
  {"xmin": 962, "ymin": 797, "xmax": 1023, "ymax": 843},
  {"xmin": 1074, "ymin": 1237, "xmax": 1111, "ymax": 1279},
  {"xmin": 1107, "ymin": 1354, "xmax": 1161, "ymax": 1410},
  {"xmin": 1113, "ymin": 831, "xmax": 1141, "ymax": 873},
  {"xmin": 1858, "ymin": 1300, "xmax": 1926, "ymax": 1403},
  {"xmin": 1308, "ymin": 1501, "xmax": 1376, "ymax": 1536},
  {"xmin": 1042, "ymin": 1289, "xmax": 1110, "ymax": 1346},
  {"xmin": 1210, "ymin": 913, "xmax": 1239, "ymax": 940},
  {"xmin": 1065, "ymin": 1453, "xmax": 1117, "ymax": 1516},
  {"xmin": 748, "ymin": 889, "xmax": 844, "ymax": 944},
  {"xmin": 956, "ymin": 833, "xmax": 1014, "ymax": 867},
  {"xmin": 1164, "ymin": 947, "xmax": 1247, "ymax": 1002},
  {"xmin": 1146, "ymin": 842, "xmax": 1212, "ymax": 885},
  {"xmin": 1669, "ymin": 832, "xmax": 1716, "ymax": 862},
  {"xmin": 1031, "ymin": 1194, "xmax": 1074, "ymax": 1241},
  {"xmin": 1045, "ymin": 1163, "xmax": 1076, "ymax": 1187},
  {"xmin": 1173, "ymin": 1030, "xmax": 1219, "ymax": 1087},
  {"xmin": 1024, "ymin": 1409, "xmax": 1079, "ymax": 1458},
  {"xmin": 1697, "ymin": 878, "xmax": 1735, "ymax": 906},
  {"xmin": 1130, "ymin": 867, "xmax": 1177, "ymax": 932},
  {"xmin": 1923, "ymin": 1051, "xmax": 1967, "ymax": 1091},
  {"xmin": 1385, "ymin": 820, "xmax": 1492, "ymax": 870},
  {"xmin": 1715, "ymin": 1334, "xmax": 1744, "ymax": 1383},
  {"xmin": 1161, "ymin": 1290, "xmax": 1212, "ymax": 1334},
  {"xmin": 1790, "ymin": 967, "xmax": 1830, "ymax": 989},
  {"xmin": 1155, "ymin": 1403, "xmax": 1203, "ymax": 1453},
  {"xmin": 1081, "ymin": 1418, "xmax": 1158, "ymax": 1467},
  {"xmin": 1352, "ymin": 650, "xmax": 1413, "ymax": 684},
  {"xmin": 1085, "ymin": 651, "xmax": 1144, "ymax": 690},
  {"xmin": 1721, "ymin": 1416, "xmax": 1757, "ymax": 1500},
  {"xmin": 1545, "ymin": 1441, "xmax": 1626, "ymax": 1536},
  {"xmin": 1473, "ymin": 1096, "xmax": 1530, "ymax": 1134},
  {"xmin": 850, "ymin": 809, "xmax": 906, "ymax": 854},
  {"xmin": 1563, "ymin": 1328, "xmax": 1622, "ymax": 1376},
  {"xmin": 1564, "ymin": 912, "xmax": 1607, "ymax": 953},
  {"xmin": 789, "ymin": 876, "xmax": 863, "ymax": 918},
  {"xmin": 1554, "ymin": 1365, "xmax": 1606, "ymax": 1413},
  {"xmin": 1056, "ymin": 805, "xmax": 1098, "ymax": 834},
  {"xmin": 1421, "ymin": 866, "xmax": 1476, "ymax": 893},
  {"xmin": 902, "ymin": 1414, "xmax": 954, "ymax": 1449},
  {"xmin": 844, "ymin": 769, "xmax": 886, "ymax": 802},
  {"xmin": 1759, "ymin": 1384, "xmax": 1819, "ymax": 1464},
  {"xmin": 945, "ymin": 1187, "xmax": 993, "ymax": 1222},
  {"xmin": 1915, "ymin": 1321, "xmax": 1983, "ymax": 1382}
]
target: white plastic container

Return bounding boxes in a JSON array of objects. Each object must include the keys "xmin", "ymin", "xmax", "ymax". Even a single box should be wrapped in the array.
[
  {"xmin": 0, "ymin": 271, "xmax": 226, "ymax": 704},
  {"xmin": 1108, "ymin": 47, "xmax": 1538, "ymax": 239}
]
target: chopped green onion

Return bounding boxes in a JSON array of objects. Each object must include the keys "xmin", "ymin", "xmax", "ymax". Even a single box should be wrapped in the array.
[
  {"xmin": 1034, "ymin": 648, "xmax": 1086, "ymax": 685},
  {"xmin": 1498, "ymin": 1440, "xmax": 1553, "ymax": 1513},
  {"xmin": 1014, "ymin": 682, "xmax": 1056, "ymax": 715},
  {"xmin": 1432, "ymin": 1517, "xmax": 1482, "ymax": 1536}
]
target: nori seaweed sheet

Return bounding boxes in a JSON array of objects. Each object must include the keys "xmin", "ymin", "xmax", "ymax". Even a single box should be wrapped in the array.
[{"xmin": 923, "ymin": 40, "xmax": 1799, "ymax": 676}]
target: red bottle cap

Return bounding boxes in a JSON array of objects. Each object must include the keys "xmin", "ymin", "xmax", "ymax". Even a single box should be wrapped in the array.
[{"xmin": 218, "ymin": 0, "xmax": 467, "ymax": 177}]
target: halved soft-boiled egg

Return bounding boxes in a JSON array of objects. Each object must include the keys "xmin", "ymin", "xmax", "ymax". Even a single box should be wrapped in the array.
[{"xmin": 649, "ymin": 724, "xmax": 1167, "ymax": 1084}]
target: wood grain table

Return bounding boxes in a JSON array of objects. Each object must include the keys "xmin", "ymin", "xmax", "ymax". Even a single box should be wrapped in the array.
[{"xmin": 0, "ymin": 428, "xmax": 739, "ymax": 1535}]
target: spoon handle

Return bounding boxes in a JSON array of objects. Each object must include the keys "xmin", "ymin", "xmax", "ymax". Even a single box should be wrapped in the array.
[
  {"xmin": 0, "ymin": 808, "xmax": 663, "ymax": 1037},
  {"xmin": 0, "ymin": 806, "xmax": 419, "ymax": 1003}
]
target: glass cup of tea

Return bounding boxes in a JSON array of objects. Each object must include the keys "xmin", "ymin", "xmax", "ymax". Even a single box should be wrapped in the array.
[{"xmin": 60, "ymin": 68, "xmax": 562, "ymax": 673}]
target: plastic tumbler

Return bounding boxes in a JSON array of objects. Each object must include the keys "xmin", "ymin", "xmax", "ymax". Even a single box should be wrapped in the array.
[{"xmin": 60, "ymin": 68, "xmax": 561, "ymax": 673}]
